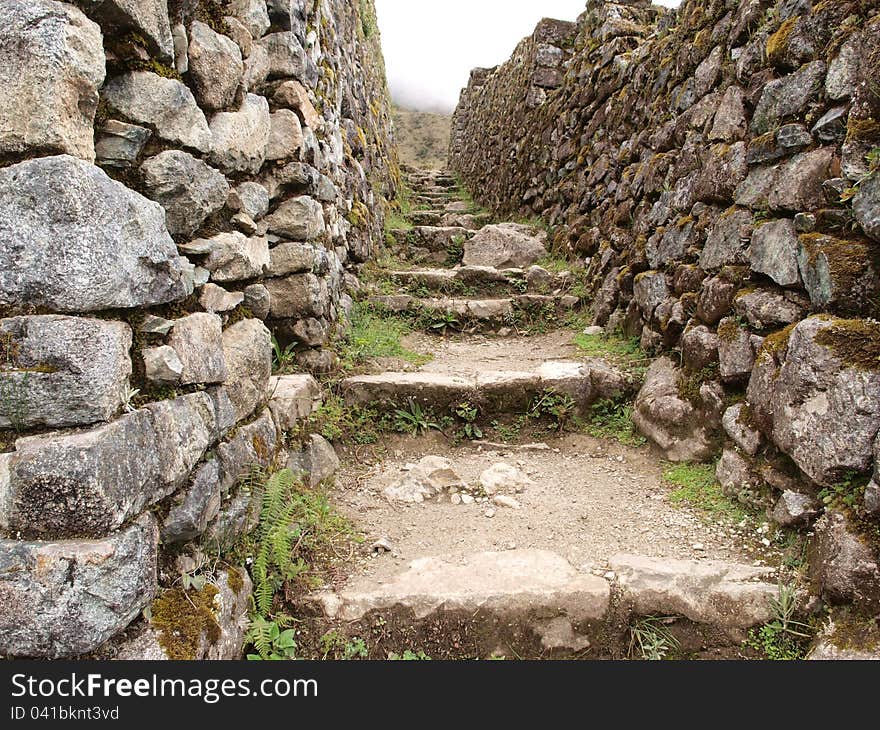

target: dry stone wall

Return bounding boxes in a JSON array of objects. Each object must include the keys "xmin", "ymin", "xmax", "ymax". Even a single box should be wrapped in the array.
[
  {"xmin": 0, "ymin": 0, "xmax": 396, "ymax": 658},
  {"xmin": 451, "ymin": 0, "xmax": 880, "ymax": 613}
]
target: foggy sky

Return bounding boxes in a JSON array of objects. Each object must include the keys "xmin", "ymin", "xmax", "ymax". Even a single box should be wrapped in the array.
[{"xmin": 375, "ymin": 0, "xmax": 683, "ymax": 113}]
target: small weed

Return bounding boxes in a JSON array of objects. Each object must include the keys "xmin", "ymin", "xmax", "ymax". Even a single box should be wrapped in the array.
[
  {"xmin": 453, "ymin": 401, "xmax": 483, "ymax": 440},
  {"xmin": 388, "ymin": 649, "xmax": 432, "ymax": 660},
  {"xmin": 428, "ymin": 309, "xmax": 461, "ymax": 335},
  {"xmin": 319, "ymin": 630, "xmax": 369, "ymax": 660},
  {"xmin": 747, "ymin": 583, "xmax": 813, "ymax": 660},
  {"xmin": 491, "ymin": 416, "xmax": 527, "ymax": 443},
  {"xmin": 271, "ymin": 335, "xmax": 298, "ymax": 373},
  {"xmin": 528, "ymin": 390, "xmax": 577, "ymax": 432},
  {"xmin": 819, "ymin": 472, "xmax": 869, "ymax": 512},
  {"xmin": 584, "ymin": 398, "xmax": 645, "ymax": 446},
  {"xmin": 301, "ymin": 393, "xmax": 388, "ymax": 445},
  {"xmin": 628, "ymin": 616, "xmax": 680, "ymax": 660},
  {"xmin": 393, "ymin": 399, "xmax": 441, "ymax": 436},
  {"xmin": 445, "ymin": 236, "xmax": 465, "ymax": 266},
  {"xmin": 664, "ymin": 462, "xmax": 749, "ymax": 523}
]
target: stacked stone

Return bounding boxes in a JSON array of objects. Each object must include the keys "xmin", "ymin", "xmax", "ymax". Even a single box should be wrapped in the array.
[
  {"xmin": 0, "ymin": 0, "xmax": 395, "ymax": 658},
  {"xmin": 450, "ymin": 0, "xmax": 880, "ymax": 613}
]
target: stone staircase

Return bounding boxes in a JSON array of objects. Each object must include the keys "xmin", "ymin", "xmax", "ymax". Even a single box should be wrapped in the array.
[{"xmin": 299, "ymin": 169, "xmax": 788, "ymax": 659}]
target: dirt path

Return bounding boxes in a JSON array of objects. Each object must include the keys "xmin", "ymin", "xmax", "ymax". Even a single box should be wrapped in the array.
[{"xmin": 332, "ymin": 430, "xmax": 779, "ymax": 585}]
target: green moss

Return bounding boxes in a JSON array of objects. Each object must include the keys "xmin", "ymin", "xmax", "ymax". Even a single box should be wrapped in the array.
[
  {"xmin": 815, "ymin": 318, "xmax": 880, "ymax": 370},
  {"xmin": 677, "ymin": 365, "xmax": 718, "ymax": 403},
  {"xmin": 151, "ymin": 585, "xmax": 221, "ymax": 660},
  {"xmin": 847, "ymin": 117, "xmax": 880, "ymax": 143}
]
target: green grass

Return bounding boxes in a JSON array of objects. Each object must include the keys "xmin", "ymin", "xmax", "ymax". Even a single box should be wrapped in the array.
[
  {"xmin": 664, "ymin": 462, "xmax": 749, "ymax": 522},
  {"xmin": 384, "ymin": 210, "xmax": 412, "ymax": 233},
  {"xmin": 338, "ymin": 302, "xmax": 431, "ymax": 370},
  {"xmin": 574, "ymin": 331, "xmax": 650, "ymax": 377}
]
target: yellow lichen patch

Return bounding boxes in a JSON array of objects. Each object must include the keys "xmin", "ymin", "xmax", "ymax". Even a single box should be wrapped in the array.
[
  {"xmin": 766, "ymin": 17, "xmax": 798, "ymax": 66},
  {"xmin": 717, "ymin": 318, "xmax": 744, "ymax": 343},
  {"xmin": 815, "ymin": 317, "xmax": 880, "ymax": 371},
  {"xmin": 151, "ymin": 585, "xmax": 221, "ymax": 661},
  {"xmin": 758, "ymin": 322, "xmax": 798, "ymax": 359}
]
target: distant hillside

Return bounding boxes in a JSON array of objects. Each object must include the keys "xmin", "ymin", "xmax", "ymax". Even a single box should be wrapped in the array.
[{"xmin": 393, "ymin": 106, "xmax": 452, "ymax": 170}]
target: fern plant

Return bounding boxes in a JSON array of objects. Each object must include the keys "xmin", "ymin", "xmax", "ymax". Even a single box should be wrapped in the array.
[
  {"xmin": 252, "ymin": 469, "xmax": 308, "ymax": 616},
  {"xmin": 246, "ymin": 615, "xmax": 297, "ymax": 661}
]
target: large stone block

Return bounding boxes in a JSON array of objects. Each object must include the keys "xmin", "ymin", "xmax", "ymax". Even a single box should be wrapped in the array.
[
  {"xmin": 265, "ymin": 195, "xmax": 326, "ymax": 240},
  {"xmin": 102, "ymin": 71, "xmax": 212, "ymax": 153},
  {"xmin": 748, "ymin": 317, "xmax": 880, "ymax": 485},
  {"xmin": 221, "ymin": 319, "xmax": 272, "ymax": 422},
  {"xmin": 140, "ymin": 151, "xmax": 229, "ymax": 238},
  {"xmin": 265, "ymin": 273, "xmax": 328, "ymax": 318},
  {"xmin": 0, "ymin": 0, "xmax": 105, "ymax": 161},
  {"xmin": 0, "ymin": 515, "xmax": 158, "ymax": 658},
  {"xmin": 0, "ymin": 316, "xmax": 131, "ymax": 429},
  {"xmin": 78, "ymin": 0, "xmax": 174, "ymax": 60},
  {"xmin": 187, "ymin": 21, "xmax": 243, "ymax": 111},
  {"xmin": 208, "ymin": 93, "xmax": 271, "ymax": 175},
  {"xmin": 0, "ymin": 156, "xmax": 193, "ymax": 313},
  {"xmin": 0, "ymin": 393, "xmax": 218, "ymax": 537},
  {"xmin": 167, "ymin": 313, "xmax": 228, "ymax": 386}
]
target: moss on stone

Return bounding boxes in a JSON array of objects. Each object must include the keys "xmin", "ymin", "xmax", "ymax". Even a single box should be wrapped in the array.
[
  {"xmin": 151, "ymin": 584, "xmax": 221, "ymax": 661},
  {"xmin": 847, "ymin": 116, "xmax": 880, "ymax": 143},
  {"xmin": 759, "ymin": 322, "xmax": 798, "ymax": 359},
  {"xmin": 717, "ymin": 318, "xmax": 743, "ymax": 343},
  {"xmin": 226, "ymin": 567, "xmax": 245, "ymax": 595},
  {"xmin": 815, "ymin": 318, "xmax": 880, "ymax": 371},
  {"xmin": 766, "ymin": 17, "xmax": 798, "ymax": 65}
]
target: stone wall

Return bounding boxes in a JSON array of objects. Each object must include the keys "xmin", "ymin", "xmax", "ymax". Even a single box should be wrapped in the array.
[
  {"xmin": 0, "ymin": 0, "xmax": 396, "ymax": 658},
  {"xmin": 451, "ymin": 0, "xmax": 880, "ymax": 611}
]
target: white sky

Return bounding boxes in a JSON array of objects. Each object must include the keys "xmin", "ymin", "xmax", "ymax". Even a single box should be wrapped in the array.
[{"xmin": 375, "ymin": 0, "xmax": 683, "ymax": 112}]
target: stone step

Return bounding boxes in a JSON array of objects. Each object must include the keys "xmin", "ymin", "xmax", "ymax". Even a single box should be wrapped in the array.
[
  {"xmin": 387, "ymin": 225, "xmax": 474, "ymax": 252},
  {"xmin": 368, "ymin": 292, "xmax": 580, "ymax": 329},
  {"xmin": 384, "ymin": 265, "xmax": 573, "ymax": 296},
  {"xmin": 407, "ymin": 210, "xmax": 491, "ymax": 229},
  {"xmin": 309, "ymin": 550, "xmax": 780, "ymax": 658},
  {"xmin": 340, "ymin": 358, "xmax": 625, "ymax": 413}
]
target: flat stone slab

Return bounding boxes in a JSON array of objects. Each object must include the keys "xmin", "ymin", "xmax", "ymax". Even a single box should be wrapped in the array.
[
  {"xmin": 609, "ymin": 554, "xmax": 778, "ymax": 631},
  {"xmin": 368, "ymin": 293, "xmax": 577, "ymax": 323},
  {"xmin": 316, "ymin": 549, "xmax": 610, "ymax": 652},
  {"xmin": 341, "ymin": 361, "xmax": 621, "ymax": 413}
]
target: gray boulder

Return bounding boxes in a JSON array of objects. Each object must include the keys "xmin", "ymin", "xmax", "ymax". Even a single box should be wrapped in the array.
[
  {"xmin": 734, "ymin": 288, "xmax": 805, "ymax": 329},
  {"xmin": 810, "ymin": 510, "xmax": 880, "ymax": 607},
  {"xmin": 749, "ymin": 219, "xmax": 801, "ymax": 287},
  {"xmin": 722, "ymin": 403, "xmax": 763, "ymax": 457},
  {"xmin": 633, "ymin": 271, "xmax": 670, "ymax": 318},
  {"xmin": 750, "ymin": 61, "xmax": 826, "ymax": 136},
  {"xmin": 854, "ymin": 174, "xmax": 880, "ymax": 243},
  {"xmin": 140, "ymin": 151, "xmax": 229, "ymax": 238},
  {"xmin": 797, "ymin": 232, "xmax": 880, "ymax": 311},
  {"xmin": 287, "ymin": 434, "xmax": 340, "ymax": 488},
  {"xmin": 717, "ymin": 317, "xmax": 756, "ymax": 383},
  {"xmin": 102, "ymin": 71, "xmax": 212, "ymax": 153},
  {"xmin": 266, "ymin": 273, "xmax": 328, "ymax": 318},
  {"xmin": 267, "ymin": 109, "xmax": 304, "ymax": 161},
  {"xmin": 162, "ymin": 460, "xmax": 222, "ymax": 544},
  {"xmin": 633, "ymin": 357, "xmax": 721, "ymax": 462},
  {"xmin": 244, "ymin": 283, "xmax": 272, "ymax": 319},
  {"xmin": 748, "ymin": 317, "xmax": 880, "ymax": 485},
  {"xmin": 78, "ymin": 0, "xmax": 174, "ymax": 60},
  {"xmin": 0, "ymin": 515, "xmax": 158, "ymax": 658},
  {"xmin": 228, "ymin": 0, "xmax": 271, "ymax": 38},
  {"xmin": 221, "ymin": 319, "xmax": 272, "ymax": 422},
  {"xmin": 229, "ymin": 182, "xmax": 270, "ymax": 220},
  {"xmin": 0, "ymin": 392, "xmax": 218, "ymax": 537},
  {"xmin": 168, "ymin": 313, "xmax": 228, "ymax": 385},
  {"xmin": 699, "ymin": 208, "xmax": 752, "ymax": 270},
  {"xmin": 268, "ymin": 374, "xmax": 321, "ymax": 432},
  {"xmin": 208, "ymin": 93, "xmax": 270, "ymax": 174},
  {"xmin": 0, "ymin": 0, "xmax": 105, "ymax": 161},
  {"xmin": 186, "ymin": 232, "xmax": 270, "ymax": 282},
  {"xmin": 0, "ymin": 316, "xmax": 131, "ymax": 429},
  {"xmin": 95, "ymin": 120, "xmax": 151, "ymax": 168},
  {"xmin": 216, "ymin": 410, "xmax": 277, "ymax": 490},
  {"xmin": 0, "ymin": 155, "xmax": 193, "ymax": 313},
  {"xmin": 265, "ymin": 195, "xmax": 326, "ymax": 240},
  {"xmin": 187, "ymin": 21, "xmax": 243, "ymax": 111},
  {"xmin": 770, "ymin": 490, "xmax": 819, "ymax": 527},
  {"xmin": 268, "ymin": 241, "xmax": 319, "ymax": 276},
  {"xmin": 463, "ymin": 224, "xmax": 547, "ymax": 269},
  {"xmin": 258, "ymin": 31, "xmax": 317, "ymax": 84}
]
